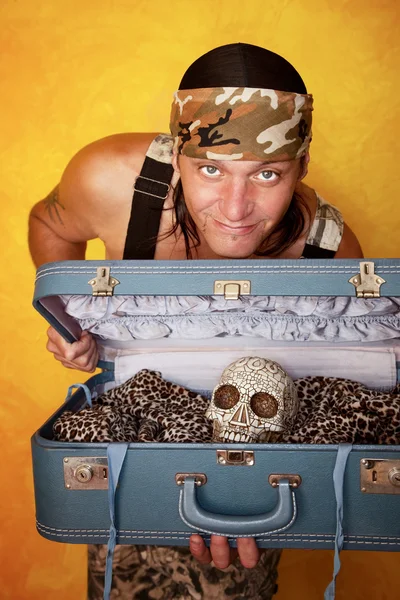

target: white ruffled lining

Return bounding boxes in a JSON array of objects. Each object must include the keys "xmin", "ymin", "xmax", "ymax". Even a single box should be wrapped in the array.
[{"xmin": 60, "ymin": 295, "xmax": 400, "ymax": 343}]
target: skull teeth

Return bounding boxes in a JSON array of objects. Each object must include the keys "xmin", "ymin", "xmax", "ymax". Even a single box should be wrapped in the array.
[{"xmin": 224, "ymin": 430, "xmax": 249, "ymax": 442}]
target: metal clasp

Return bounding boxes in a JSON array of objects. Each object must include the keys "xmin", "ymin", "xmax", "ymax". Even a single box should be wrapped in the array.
[
  {"xmin": 268, "ymin": 474, "xmax": 302, "ymax": 488},
  {"xmin": 133, "ymin": 176, "xmax": 170, "ymax": 200},
  {"xmin": 175, "ymin": 473, "xmax": 207, "ymax": 487},
  {"xmin": 63, "ymin": 457, "xmax": 108, "ymax": 490},
  {"xmin": 88, "ymin": 267, "xmax": 120, "ymax": 296},
  {"xmin": 349, "ymin": 261, "xmax": 385, "ymax": 298},
  {"xmin": 213, "ymin": 280, "xmax": 251, "ymax": 300},
  {"xmin": 361, "ymin": 459, "xmax": 400, "ymax": 494},
  {"xmin": 216, "ymin": 450, "xmax": 255, "ymax": 466}
]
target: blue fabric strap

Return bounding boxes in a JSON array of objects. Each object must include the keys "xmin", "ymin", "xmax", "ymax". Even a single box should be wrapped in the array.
[
  {"xmin": 65, "ymin": 383, "xmax": 93, "ymax": 408},
  {"xmin": 103, "ymin": 443, "xmax": 129, "ymax": 600},
  {"xmin": 324, "ymin": 443, "xmax": 353, "ymax": 600}
]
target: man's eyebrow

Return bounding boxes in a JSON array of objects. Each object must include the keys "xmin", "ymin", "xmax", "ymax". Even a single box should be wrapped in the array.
[
  {"xmin": 257, "ymin": 160, "xmax": 291, "ymax": 167},
  {"xmin": 191, "ymin": 158, "xmax": 291, "ymax": 167}
]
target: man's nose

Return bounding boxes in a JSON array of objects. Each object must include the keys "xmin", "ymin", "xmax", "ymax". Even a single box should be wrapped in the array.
[{"xmin": 218, "ymin": 179, "xmax": 253, "ymax": 222}]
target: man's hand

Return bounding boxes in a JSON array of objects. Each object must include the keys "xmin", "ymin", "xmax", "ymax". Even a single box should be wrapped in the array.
[
  {"xmin": 189, "ymin": 534, "xmax": 260, "ymax": 569},
  {"xmin": 46, "ymin": 327, "xmax": 99, "ymax": 372}
]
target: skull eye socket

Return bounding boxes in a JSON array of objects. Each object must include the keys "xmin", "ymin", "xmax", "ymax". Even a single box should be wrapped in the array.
[
  {"xmin": 250, "ymin": 392, "xmax": 278, "ymax": 418},
  {"xmin": 214, "ymin": 385, "xmax": 240, "ymax": 409}
]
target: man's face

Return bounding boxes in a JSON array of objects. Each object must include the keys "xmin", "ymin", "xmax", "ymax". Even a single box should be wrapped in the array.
[{"xmin": 174, "ymin": 155, "xmax": 303, "ymax": 258}]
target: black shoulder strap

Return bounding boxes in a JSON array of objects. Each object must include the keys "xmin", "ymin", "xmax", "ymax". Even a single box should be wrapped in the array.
[
  {"xmin": 302, "ymin": 243, "xmax": 336, "ymax": 259},
  {"xmin": 123, "ymin": 155, "xmax": 174, "ymax": 260}
]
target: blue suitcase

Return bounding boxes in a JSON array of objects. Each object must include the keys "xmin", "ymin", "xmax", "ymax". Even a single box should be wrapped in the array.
[{"xmin": 31, "ymin": 258, "xmax": 400, "ymax": 552}]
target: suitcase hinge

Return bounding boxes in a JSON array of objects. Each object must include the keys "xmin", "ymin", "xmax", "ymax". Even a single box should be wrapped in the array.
[
  {"xmin": 213, "ymin": 280, "xmax": 251, "ymax": 300},
  {"xmin": 88, "ymin": 267, "xmax": 120, "ymax": 296},
  {"xmin": 349, "ymin": 261, "xmax": 385, "ymax": 298}
]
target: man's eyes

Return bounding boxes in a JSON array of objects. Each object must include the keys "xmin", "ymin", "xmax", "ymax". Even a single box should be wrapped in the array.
[
  {"xmin": 255, "ymin": 170, "xmax": 279, "ymax": 182},
  {"xmin": 198, "ymin": 166, "xmax": 279, "ymax": 181},
  {"xmin": 199, "ymin": 165, "xmax": 220, "ymax": 176}
]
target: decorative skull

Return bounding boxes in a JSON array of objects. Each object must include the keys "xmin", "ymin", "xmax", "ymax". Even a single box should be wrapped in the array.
[{"xmin": 206, "ymin": 356, "xmax": 298, "ymax": 443}]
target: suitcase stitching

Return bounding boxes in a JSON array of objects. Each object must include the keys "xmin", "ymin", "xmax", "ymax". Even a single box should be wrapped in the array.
[
  {"xmin": 35, "ymin": 270, "xmax": 400, "ymax": 284},
  {"xmin": 36, "ymin": 264, "xmax": 399, "ymax": 273},
  {"xmin": 36, "ymin": 522, "xmax": 400, "ymax": 544}
]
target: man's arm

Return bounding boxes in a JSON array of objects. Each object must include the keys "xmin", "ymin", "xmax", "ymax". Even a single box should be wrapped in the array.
[
  {"xmin": 29, "ymin": 185, "xmax": 88, "ymax": 266},
  {"xmin": 29, "ymin": 133, "xmax": 156, "ymax": 267},
  {"xmin": 335, "ymin": 223, "xmax": 364, "ymax": 258},
  {"xmin": 30, "ymin": 174, "xmax": 101, "ymax": 370},
  {"xmin": 28, "ymin": 145, "xmax": 104, "ymax": 267},
  {"xmin": 30, "ymin": 133, "xmax": 156, "ymax": 370},
  {"xmin": 29, "ymin": 135, "xmax": 140, "ymax": 371}
]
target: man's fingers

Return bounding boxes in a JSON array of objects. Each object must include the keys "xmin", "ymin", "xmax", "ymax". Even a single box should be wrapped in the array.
[
  {"xmin": 46, "ymin": 326, "xmax": 98, "ymax": 372},
  {"xmin": 47, "ymin": 328, "xmax": 80, "ymax": 361},
  {"xmin": 54, "ymin": 344, "xmax": 98, "ymax": 372},
  {"xmin": 72, "ymin": 340, "xmax": 98, "ymax": 369},
  {"xmin": 237, "ymin": 537, "xmax": 260, "ymax": 569},
  {"xmin": 209, "ymin": 535, "xmax": 234, "ymax": 569},
  {"xmin": 189, "ymin": 535, "xmax": 212, "ymax": 564},
  {"xmin": 64, "ymin": 334, "xmax": 94, "ymax": 362},
  {"xmin": 55, "ymin": 341, "xmax": 98, "ymax": 371},
  {"xmin": 190, "ymin": 535, "xmax": 257, "ymax": 570},
  {"xmin": 47, "ymin": 326, "xmax": 72, "ymax": 346}
]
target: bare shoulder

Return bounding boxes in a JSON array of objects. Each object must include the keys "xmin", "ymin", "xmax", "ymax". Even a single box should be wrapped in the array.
[
  {"xmin": 30, "ymin": 133, "xmax": 160, "ymax": 244},
  {"xmin": 60, "ymin": 132, "xmax": 159, "ymax": 203},
  {"xmin": 335, "ymin": 223, "xmax": 364, "ymax": 258}
]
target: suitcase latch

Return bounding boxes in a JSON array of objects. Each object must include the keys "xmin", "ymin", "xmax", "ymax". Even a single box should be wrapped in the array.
[
  {"xmin": 88, "ymin": 267, "xmax": 120, "ymax": 296},
  {"xmin": 213, "ymin": 280, "xmax": 251, "ymax": 300},
  {"xmin": 216, "ymin": 450, "xmax": 255, "ymax": 466},
  {"xmin": 360, "ymin": 459, "xmax": 400, "ymax": 494},
  {"xmin": 349, "ymin": 261, "xmax": 385, "ymax": 298},
  {"xmin": 63, "ymin": 457, "xmax": 108, "ymax": 490}
]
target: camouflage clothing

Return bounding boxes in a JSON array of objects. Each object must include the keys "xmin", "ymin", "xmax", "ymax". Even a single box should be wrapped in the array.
[
  {"xmin": 307, "ymin": 193, "xmax": 344, "ymax": 252},
  {"xmin": 170, "ymin": 87, "xmax": 313, "ymax": 161},
  {"xmin": 88, "ymin": 544, "xmax": 281, "ymax": 600}
]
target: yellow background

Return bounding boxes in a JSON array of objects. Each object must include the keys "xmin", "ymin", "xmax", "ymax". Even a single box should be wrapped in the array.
[{"xmin": 1, "ymin": 0, "xmax": 399, "ymax": 598}]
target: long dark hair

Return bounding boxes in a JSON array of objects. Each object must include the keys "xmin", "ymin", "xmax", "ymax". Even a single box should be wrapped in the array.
[{"xmin": 168, "ymin": 43, "xmax": 311, "ymax": 258}]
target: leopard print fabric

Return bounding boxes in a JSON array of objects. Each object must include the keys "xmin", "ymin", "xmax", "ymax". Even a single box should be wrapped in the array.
[
  {"xmin": 53, "ymin": 370, "xmax": 400, "ymax": 445},
  {"xmin": 53, "ymin": 369, "xmax": 212, "ymax": 444},
  {"xmin": 285, "ymin": 376, "xmax": 400, "ymax": 444}
]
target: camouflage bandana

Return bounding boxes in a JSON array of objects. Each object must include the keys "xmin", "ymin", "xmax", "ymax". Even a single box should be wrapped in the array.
[{"xmin": 170, "ymin": 87, "xmax": 313, "ymax": 161}]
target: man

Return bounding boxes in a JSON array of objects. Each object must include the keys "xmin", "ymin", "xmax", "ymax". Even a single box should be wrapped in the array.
[{"xmin": 29, "ymin": 42, "xmax": 363, "ymax": 599}]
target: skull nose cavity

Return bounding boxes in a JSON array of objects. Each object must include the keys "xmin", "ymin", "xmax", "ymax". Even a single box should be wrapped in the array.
[{"xmin": 230, "ymin": 403, "xmax": 250, "ymax": 427}]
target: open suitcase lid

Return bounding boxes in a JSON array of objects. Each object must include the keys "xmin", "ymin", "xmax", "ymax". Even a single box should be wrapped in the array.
[
  {"xmin": 33, "ymin": 258, "xmax": 400, "ymax": 380},
  {"xmin": 34, "ymin": 258, "xmax": 400, "ymax": 300}
]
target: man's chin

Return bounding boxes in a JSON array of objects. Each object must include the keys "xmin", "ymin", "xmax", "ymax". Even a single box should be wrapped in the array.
[{"xmin": 207, "ymin": 241, "xmax": 258, "ymax": 260}]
